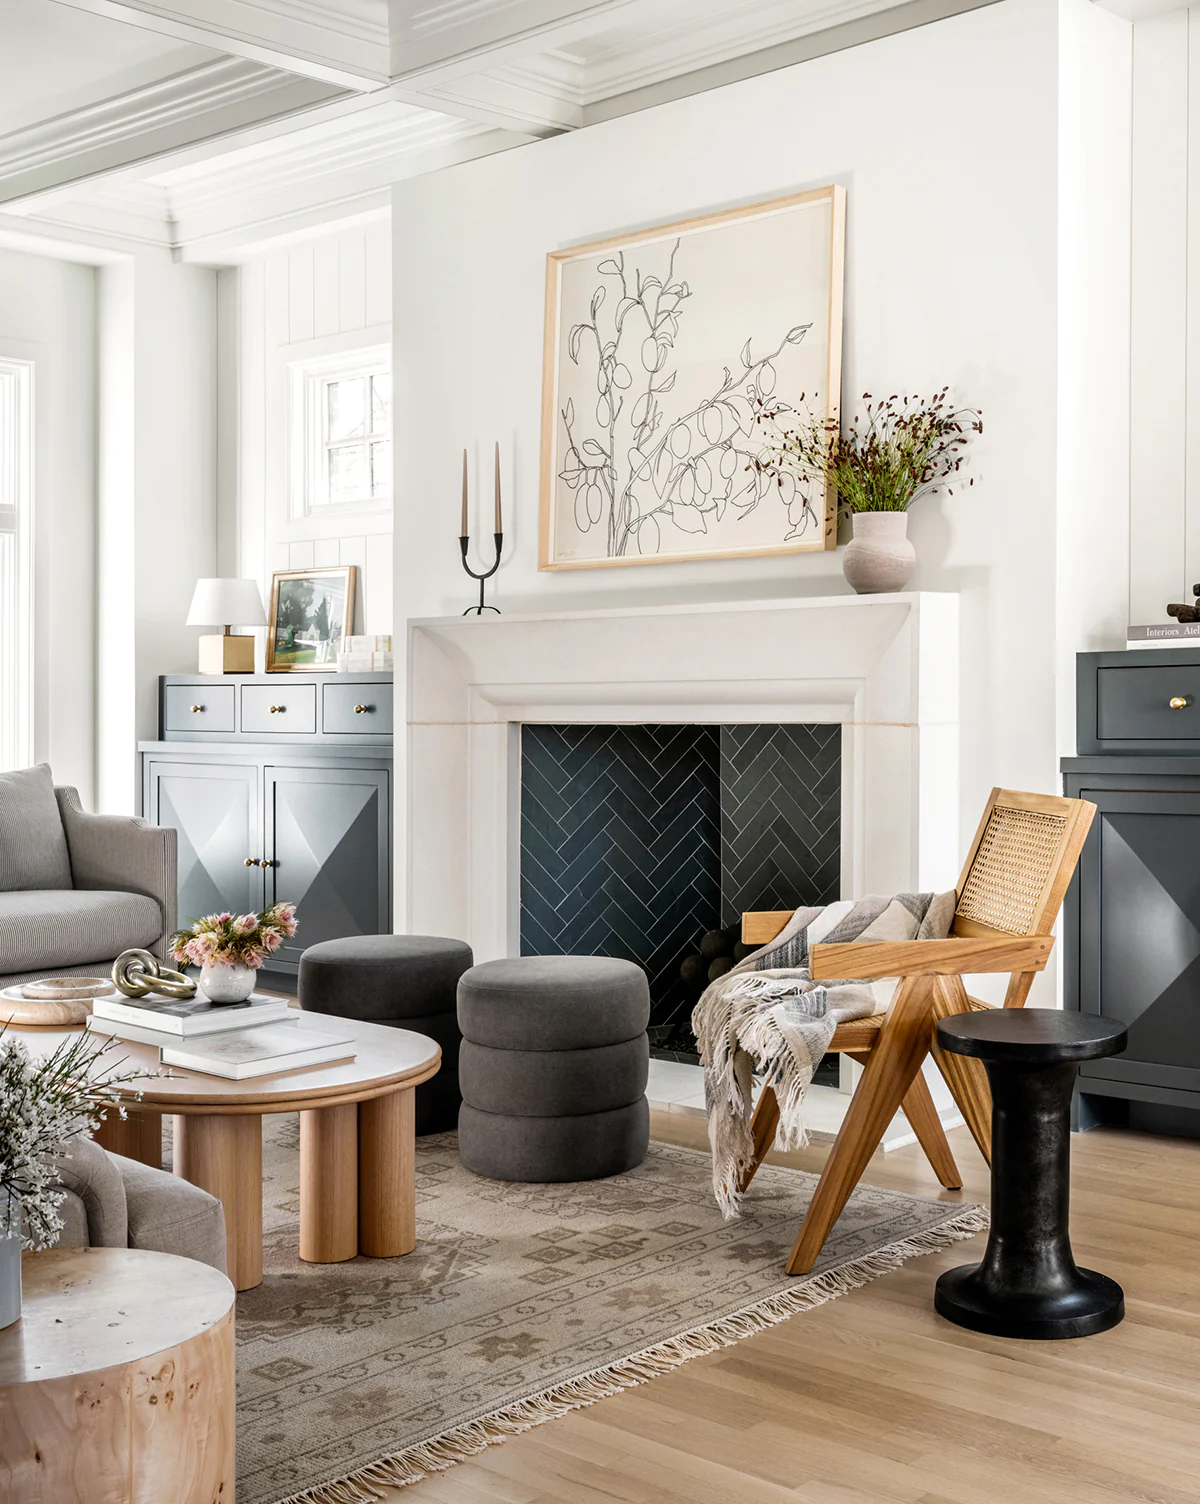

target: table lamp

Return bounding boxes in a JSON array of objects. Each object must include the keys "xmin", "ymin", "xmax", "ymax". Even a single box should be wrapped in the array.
[{"xmin": 186, "ymin": 578, "xmax": 267, "ymax": 674}]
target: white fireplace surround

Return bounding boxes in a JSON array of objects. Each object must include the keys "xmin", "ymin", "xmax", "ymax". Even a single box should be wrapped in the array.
[{"xmin": 403, "ymin": 592, "xmax": 959, "ymax": 962}]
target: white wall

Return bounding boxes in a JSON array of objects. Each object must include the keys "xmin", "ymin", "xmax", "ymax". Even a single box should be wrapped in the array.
[
  {"xmin": 230, "ymin": 222, "xmax": 394, "ymax": 660},
  {"xmin": 0, "ymin": 247, "xmax": 96, "ymax": 802},
  {"xmin": 1128, "ymin": 6, "xmax": 1200, "ymax": 624},
  {"xmin": 392, "ymin": 0, "xmax": 1065, "ymax": 940},
  {"xmin": 97, "ymin": 255, "xmax": 218, "ymax": 813}
]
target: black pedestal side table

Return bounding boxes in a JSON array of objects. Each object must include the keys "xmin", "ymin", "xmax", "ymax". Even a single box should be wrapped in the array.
[{"xmin": 934, "ymin": 1009, "xmax": 1127, "ymax": 1340}]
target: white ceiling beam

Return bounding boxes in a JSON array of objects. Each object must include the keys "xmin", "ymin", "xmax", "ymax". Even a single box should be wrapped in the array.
[
  {"xmin": 50, "ymin": 0, "xmax": 391, "ymax": 90},
  {"xmin": 0, "ymin": 60, "xmax": 345, "ymax": 208},
  {"xmin": 388, "ymin": 0, "xmax": 637, "ymax": 76}
]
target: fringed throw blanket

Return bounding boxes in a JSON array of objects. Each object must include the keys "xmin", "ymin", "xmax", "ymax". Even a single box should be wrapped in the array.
[{"xmin": 692, "ymin": 891, "xmax": 956, "ymax": 1219}]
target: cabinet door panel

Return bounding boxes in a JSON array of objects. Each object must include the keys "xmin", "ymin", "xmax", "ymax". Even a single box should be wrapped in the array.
[
  {"xmin": 264, "ymin": 766, "xmax": 390, "ymax": 968},
  {"xmin": 147, "ymin": 761, "xmax": 262, "ymax": 923},
  {"xmin": 1079, "ymin": 790, "xmax": 1200, "ymax": 1091}
]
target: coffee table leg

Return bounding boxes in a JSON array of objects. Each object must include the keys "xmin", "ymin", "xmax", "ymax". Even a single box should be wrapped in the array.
[
  {"xmin": 96, "ymin": 1107, "xmax": 162, "ymax": 1167},
  {"xmin": 300, "ymin": 1104, "xmax": 359, "ymax": 1263},
  {"xmin": 175, "ymin": 1113, "xmax": 263, "ymax": 1292},
  {"xmin": 358, "ymin": 1088, "xmax": 416, "ymax": 1258}
]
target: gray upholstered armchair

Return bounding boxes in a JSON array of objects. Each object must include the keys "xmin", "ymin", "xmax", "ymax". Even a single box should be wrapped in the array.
[
  {"xmin": 0, "ymin": 764, "xmax": 177, "ymax": 990},
  {"xmin": 52, "ymin": 1136, "xmax": 226, "ymax": 1275}
]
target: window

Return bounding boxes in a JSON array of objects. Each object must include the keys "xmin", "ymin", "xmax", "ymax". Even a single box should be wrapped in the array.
[
  {"xmin": 0, "ymin": 359, "xmax": 32, "ymax": 772},
  {"xmin": 291, "ymin": 347, "xmax": 391, "ymax": 516}
]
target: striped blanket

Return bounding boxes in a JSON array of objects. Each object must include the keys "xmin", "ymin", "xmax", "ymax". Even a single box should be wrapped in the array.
[{"xmin": 692, "ymin": 891, "xmax": 955, "ymax": 1219}]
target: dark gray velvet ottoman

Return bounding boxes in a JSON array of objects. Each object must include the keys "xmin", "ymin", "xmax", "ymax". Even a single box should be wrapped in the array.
[
  {"xmin": 298, "ymin": 935, "xmax": 472, "ymax": 1134},
  {"xmin": 457, "ymin": 955, "xmax": 650, "ymax": 1182}
]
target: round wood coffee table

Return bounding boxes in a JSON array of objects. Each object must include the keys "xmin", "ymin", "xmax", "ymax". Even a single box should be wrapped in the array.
[
  {"xmin": 0, "ymin": 1247, "xmax": 235, "ymax": 1502},
  {"xmin": 14, "ymin": 1012, "xmax": 441, "ymax": 1292}
]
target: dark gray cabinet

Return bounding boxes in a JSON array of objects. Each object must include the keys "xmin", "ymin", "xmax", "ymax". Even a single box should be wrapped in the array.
[
  {"xmin": 1066, "ymin": 646, "xmax": 1200, "ymax": 1132},
  {"xmin": 142, "ymin": 673, "xmax": 393, "ymax": 976}
]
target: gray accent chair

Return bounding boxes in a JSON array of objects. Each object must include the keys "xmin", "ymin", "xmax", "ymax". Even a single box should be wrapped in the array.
[
  {"xmin": 457, "ymin": 955, "xmax": 651, "ymax": 1182},
  {"xmin": 51, "ymin": 1135, "xmax": 227, "ymax": 1276},
  {"xmin": 0, "ymin": 764, "xmax": 176, "ymax": 990}
]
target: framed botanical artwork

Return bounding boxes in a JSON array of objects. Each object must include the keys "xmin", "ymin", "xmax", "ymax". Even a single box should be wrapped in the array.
[
  {"xmin": 266, "ymin": 565, "xmax": 357, "ymax": 672},
  {"xmin": 538, "ymin": 185, "xmax": 845, "ymax": 570}
]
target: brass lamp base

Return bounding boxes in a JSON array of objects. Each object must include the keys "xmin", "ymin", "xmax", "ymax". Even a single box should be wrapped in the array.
[{"xmin": 198, "ymin": 632, "xmax": 255, "ymax": 674}]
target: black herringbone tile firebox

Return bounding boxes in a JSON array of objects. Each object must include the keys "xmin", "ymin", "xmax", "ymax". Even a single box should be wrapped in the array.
[{"xmin": 520, "ymin": 723, "xmax": 841, "ymax": 1056}]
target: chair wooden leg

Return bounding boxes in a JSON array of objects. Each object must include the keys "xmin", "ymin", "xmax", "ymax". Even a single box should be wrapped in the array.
[
  {"xmin": 787, "ymin": 975, "xmax": 935, "ymax": 1276},
  {"xmin": 931, "ymin": 975, "xmax": 992, "ymax": 1164},
  {"xmin": 900, "ymin": 1070, "xmax": 962, "ymax": 1189},
  {"xmin": 737, "ymin": 1084, "xmax": 780, "ymax": 1193}
]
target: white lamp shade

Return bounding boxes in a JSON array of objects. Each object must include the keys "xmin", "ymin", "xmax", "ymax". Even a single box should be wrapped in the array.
[{"xmin": 186, "ymin": 578, "xmax": 267, "ymax": 628}]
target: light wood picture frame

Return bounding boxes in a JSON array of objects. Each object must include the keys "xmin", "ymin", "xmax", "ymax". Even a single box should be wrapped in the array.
[
  {"xmin": 538, "ymin": 185, "xmax": 846, "ymax": 571},
  {"xmin": 266, "ymin": 565, "xmax": 357, "ymax": 672}
]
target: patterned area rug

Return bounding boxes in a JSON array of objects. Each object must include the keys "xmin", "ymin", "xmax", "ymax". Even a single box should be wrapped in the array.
[{"xmin": 236, "ymin": 1116, "xmax": 986, "ymax": 1504}]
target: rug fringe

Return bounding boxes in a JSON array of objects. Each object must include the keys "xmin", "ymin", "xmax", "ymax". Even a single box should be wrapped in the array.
[{"xmin": 268, "ymin": 1203, "xmax": 988, "ymax": 1504}]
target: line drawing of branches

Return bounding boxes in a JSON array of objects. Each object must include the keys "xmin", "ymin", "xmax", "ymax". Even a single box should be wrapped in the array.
[{"xmin": 557, "ymin": 238, "xmax": 821, "ymax": 557}]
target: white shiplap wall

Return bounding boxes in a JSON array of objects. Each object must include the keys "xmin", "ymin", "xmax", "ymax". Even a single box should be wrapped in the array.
[
  {"xmin": 1130, "ymin": 9, "xmax": 1200, "ymax": 625},
  {"xmin": 230, "ymin": 221, "xmax": 393, "ymax": 657}
]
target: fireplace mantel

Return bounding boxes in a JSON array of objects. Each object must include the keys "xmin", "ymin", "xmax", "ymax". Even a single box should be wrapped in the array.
[{"xmin": 403, "ymin": 593, "xmax": 959, "ymax": 960}]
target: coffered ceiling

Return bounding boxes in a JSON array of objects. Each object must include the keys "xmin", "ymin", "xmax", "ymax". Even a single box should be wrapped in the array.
[{"xmin": 0, "ymin": 0, "xmax": 994, "ymax": 261}]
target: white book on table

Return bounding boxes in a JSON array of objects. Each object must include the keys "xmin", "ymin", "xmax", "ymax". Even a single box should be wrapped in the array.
[
  {"xmin": 90, "ymin": 991, "xmax": 292, "ymax": 1035},
  {"xmin": 158, "ymin": 1023, "xmax": 356, "ymax": 1080}
]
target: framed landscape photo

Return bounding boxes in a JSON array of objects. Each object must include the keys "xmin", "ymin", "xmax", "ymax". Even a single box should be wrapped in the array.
[
  {"xmin": 266, "ymin": 565, "xmax": 357, "ymax": 672},
  {"xmin": 538, "ymin": 185, "xmax": 845, "ymax": 570}
]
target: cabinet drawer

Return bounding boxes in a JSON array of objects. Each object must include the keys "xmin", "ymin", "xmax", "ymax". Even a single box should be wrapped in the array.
[
  {"xmin": 241, "ymin": 683, "xmax": 317, "ymax": 735},
  {"xmin": 1096, "ymin": 665, "xmax": 1200, "ymax": 742},
  {"xmin": 163, "ymin": 684, "xmax": 235, "ymax": 733},
  {"xmin": 322, "ymin": 683, "xmax": 394, "ymax": 735}
]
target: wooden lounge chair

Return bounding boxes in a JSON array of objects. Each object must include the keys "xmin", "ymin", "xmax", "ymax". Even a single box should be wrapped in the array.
[{"xmin": 739, "ymin": 788, "xmax": 1096, "ymax": 1275}]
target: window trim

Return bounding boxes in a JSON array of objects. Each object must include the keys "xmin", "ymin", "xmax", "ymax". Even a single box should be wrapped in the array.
[
  {"xmin": 288, "ymin": 343, "xmax": 391, "ymax": 521},
  {"xmin": 0, "ymin": 357, "xmax": 33, "ymax": 772}
]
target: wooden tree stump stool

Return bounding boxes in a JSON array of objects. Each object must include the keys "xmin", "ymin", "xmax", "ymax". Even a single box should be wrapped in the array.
[
  {"xmin": 0, "ymin": 1247, "xmax": 235, "ymax": 1503},
  {"xmin": 935, "ymin": 1009, "xmax": 1127, "ymax": 1340}
]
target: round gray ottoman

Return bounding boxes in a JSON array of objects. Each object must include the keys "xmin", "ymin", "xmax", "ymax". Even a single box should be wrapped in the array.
[
  {"xmin": 457, "ymin": 955, "xmax": 650, "ymax": 1182},
  {"xmin": 298, "ymin": 935, "xmax": 472, "ymax": 1134}
]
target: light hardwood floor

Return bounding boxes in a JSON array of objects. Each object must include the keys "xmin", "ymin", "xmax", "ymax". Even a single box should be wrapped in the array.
[{"xmin": 376, "ymin": 1110, "xmax": 1200, "ymax": 1504}]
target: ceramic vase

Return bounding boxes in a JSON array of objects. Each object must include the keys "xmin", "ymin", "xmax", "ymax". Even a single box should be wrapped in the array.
[
  {"xmin": 198, "ymin": 962, "xmax": 256, "ymax": 1004},
  {"xmin": 842, "ymin": 511, "xmax": 916, "ymax": 594},
  {"xmin": 0, "ymin": 1190, "xmax": 20, "ymax": 1330}
]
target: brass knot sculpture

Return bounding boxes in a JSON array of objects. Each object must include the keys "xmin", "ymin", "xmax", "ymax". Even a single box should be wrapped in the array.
[{"xmin": 111, "ymin": 948, "xmax": 197, "ymax": 1000}]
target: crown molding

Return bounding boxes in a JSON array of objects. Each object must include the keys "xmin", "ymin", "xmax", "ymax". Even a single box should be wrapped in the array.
[
  {"xmin": 0, "ymin": 58, "xmax": 347, "ymax": 207},
  {"xmin": 51, "ymin": 0, "xmax": 390, "ymax": 90}
]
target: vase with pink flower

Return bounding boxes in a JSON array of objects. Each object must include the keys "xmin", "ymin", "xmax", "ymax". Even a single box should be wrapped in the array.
[{"xmin": 169, "ymin": 903, "xmax": 299, "ymax": 1004}]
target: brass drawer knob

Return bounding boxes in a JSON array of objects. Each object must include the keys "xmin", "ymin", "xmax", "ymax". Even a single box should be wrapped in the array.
[
  {"xmin": 190, "ymin": 705, "xmax": 203, "ymax": 713},
  {"xmin": 1170, "ymin": 696, "xmax": 1192, "ymax": 710},
  {"xmin": 269, "ymin": 704, "xmax": 284, "ymax": 713},
  {"xmin": 258, "ymin": 858, "xmax": 273, "ymax": 868},
  {"xmin": 354, "ymin": 704, "xmax": 370, "ymax": 714},
  {"xmin": 244, "ymin": 857, "xmax": 255, "ymax": 867}
]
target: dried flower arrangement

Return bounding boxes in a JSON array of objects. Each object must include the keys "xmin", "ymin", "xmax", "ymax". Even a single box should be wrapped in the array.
[
  {"xmin": 169, "ymin": 902, "xmax": 298, "ymax": 971},
  {"xmin": 0, "ymin": 1029, "xmax": 144, "ymax": 1249},
  {"xmin": 754, "ymin": 389, "xmax": 983, "ymax": 515}
]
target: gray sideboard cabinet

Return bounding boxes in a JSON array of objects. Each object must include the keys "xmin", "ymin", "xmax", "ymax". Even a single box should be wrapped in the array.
[
  {"xmin": 1064, "ymin": 647, "xmax": 1200, "ymax": 1136},
  {"xmin": 140, "ymin": 672, "xmax": 393, "ymax": 977}
]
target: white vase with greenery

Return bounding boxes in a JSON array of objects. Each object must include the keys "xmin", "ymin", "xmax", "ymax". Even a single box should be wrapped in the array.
[
  {"xmin": 755, "ymin": 387, "xmax": 982, "ymax": 594},
  {"xmin": 0, "ymin": 1030, "xmax": 143, "ymax": 1328}
]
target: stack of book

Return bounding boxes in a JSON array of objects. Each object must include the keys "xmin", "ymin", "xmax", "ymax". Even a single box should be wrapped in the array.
[{"xmin": 87, "ymin": 992, "xmax": 356, "ymax": 1079}]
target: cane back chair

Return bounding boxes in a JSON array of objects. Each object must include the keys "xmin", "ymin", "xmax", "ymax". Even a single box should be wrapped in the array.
[{"xmin": 738, "ymin": 788, "xmax": 1096, "ymax": 1275}]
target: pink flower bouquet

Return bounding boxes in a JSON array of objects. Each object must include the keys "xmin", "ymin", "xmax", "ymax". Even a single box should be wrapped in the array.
[{"xmin": 169, "ymin": 902, "xmax": 298, "ymax": 971}]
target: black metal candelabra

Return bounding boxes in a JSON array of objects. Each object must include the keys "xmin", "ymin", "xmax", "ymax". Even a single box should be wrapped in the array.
[{"xmin": 459, "ymin": 533, "xmax": 502, "ymax": 615}]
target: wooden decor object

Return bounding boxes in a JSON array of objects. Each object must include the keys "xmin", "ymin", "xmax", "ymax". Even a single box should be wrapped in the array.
[
  {"xmin": 0, "ymin": 989, "xmax": 94, "ymax": 1027},
  {"xmin": 0, "ymin": 1247, "xmax": 235, "ymax": 1504},
  {"xmin": 739, "ymin": 787, "xmax": 1096, "ymax": 1275}
]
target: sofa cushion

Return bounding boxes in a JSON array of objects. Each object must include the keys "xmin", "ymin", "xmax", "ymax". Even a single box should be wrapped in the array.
[
  {"xmin": 0, "ymin": 889, "xmax": 161, "ymax": 973},
  {"xmin": 0, "ymin": 765, "xmax": 71, "ymax": 893}
]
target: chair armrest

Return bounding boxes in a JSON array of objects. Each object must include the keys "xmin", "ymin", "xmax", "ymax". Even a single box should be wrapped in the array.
[
  {"xmin": 809, "ymin": 935, "xmax": 1054, "ymax": 979},
  {"xmin": 54, "ymin": 787, "xmax": 177, "ymax": 959},
  {"xmin": 46, "ymin": 1135, "xmax": 129, "ymax": 1249}
]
